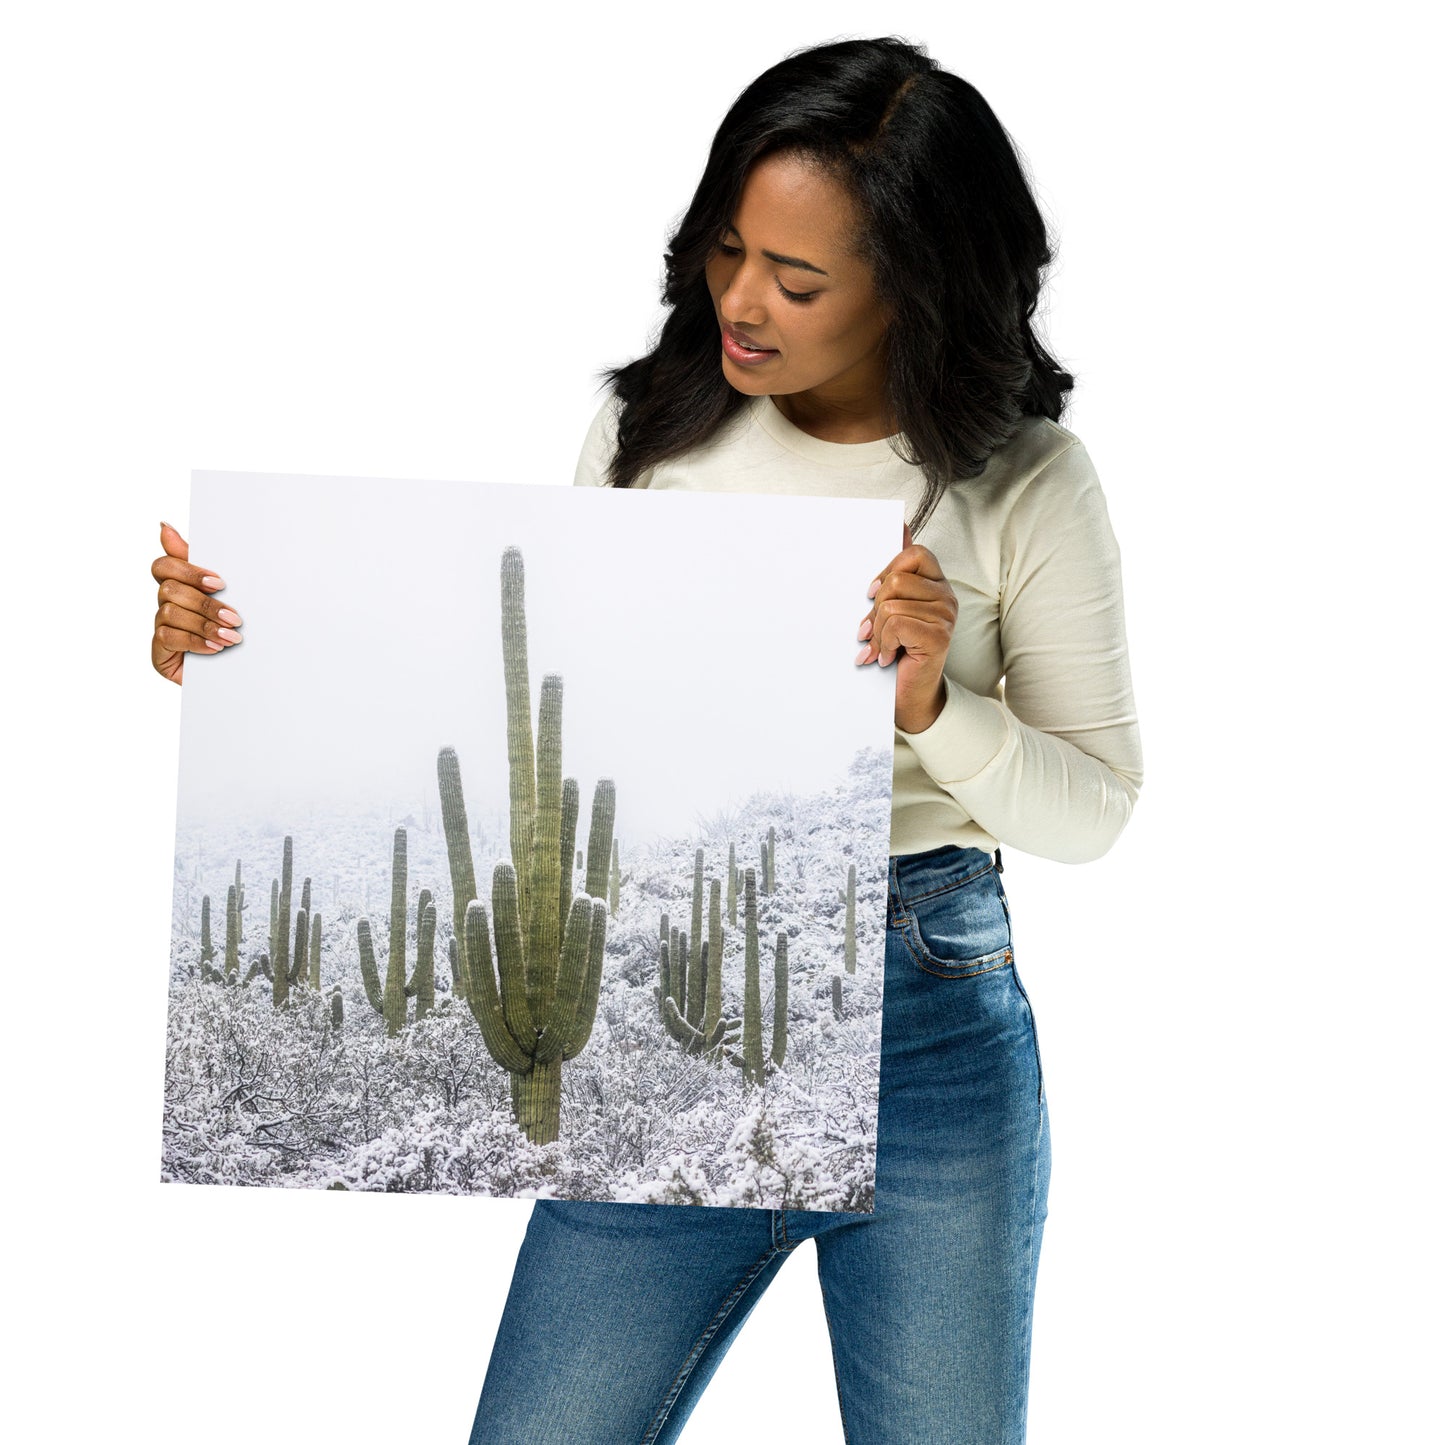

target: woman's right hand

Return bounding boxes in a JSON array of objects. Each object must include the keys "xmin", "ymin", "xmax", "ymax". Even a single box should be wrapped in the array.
[{"xmin": 150, "ymin": 522, "xmax": 243, "ymax": 685}]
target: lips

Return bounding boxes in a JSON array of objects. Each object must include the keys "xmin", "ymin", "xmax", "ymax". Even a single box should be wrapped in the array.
[
  {"xmin": 720, "ymin": 323, "xmax": 779, "ymax": 367},
  {"xmin": 723, "ymin": 323, "xmax": 777, "ymax": 353}
]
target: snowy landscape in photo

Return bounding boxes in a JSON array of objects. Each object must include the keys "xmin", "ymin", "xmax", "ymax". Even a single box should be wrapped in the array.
[{"xmin": 164, "ymin": 472, "xmax": 902, "ymax": 1210}]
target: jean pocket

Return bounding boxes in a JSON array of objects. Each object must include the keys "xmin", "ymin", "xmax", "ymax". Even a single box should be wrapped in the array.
[{"xmin": 901, "ymin": 862, "xmax": 1013, "ymax": 979}]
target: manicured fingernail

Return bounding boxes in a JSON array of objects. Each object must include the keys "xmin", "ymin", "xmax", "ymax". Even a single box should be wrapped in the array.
[
  {"xmin": 217, "ymin": 608, "xmax": 242, "ymax": 626},
  {"xmin": 867, "ymin": 579, "xmax": 881, "ymax": 598},
  {"xmin": 855, "ymin": 646, "xmax": 871, "ymax": 664},
  {"xmin": 204, "ymin": 639, "xmax": 224, "ymax": 651},
  {"xmin": 201, "ymin": 575, "xmax": 224, "ymax": 589},
  {"xmin": 217, "ymin": 627, "xmax": 242, "ymax": 644},
  {"xmin": 857, "ymin": 618, "xmax": 873, "ymax": 641}
]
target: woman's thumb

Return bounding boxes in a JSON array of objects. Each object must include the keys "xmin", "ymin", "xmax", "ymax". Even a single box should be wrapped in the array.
[{"xmin": 160, "ymin": 520, "xmax": 189, "ymax": 560}]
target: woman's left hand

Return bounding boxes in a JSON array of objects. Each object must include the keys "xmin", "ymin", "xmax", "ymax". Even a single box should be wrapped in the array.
[{"xmin": 856, "ymin": 523, "xmax": 958, "ymax": 733}]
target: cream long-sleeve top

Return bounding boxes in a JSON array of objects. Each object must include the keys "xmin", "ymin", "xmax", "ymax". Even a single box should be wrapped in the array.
[{"xmin": 573, "ymin": 390, "xmax": 1143, "ymax": 864}]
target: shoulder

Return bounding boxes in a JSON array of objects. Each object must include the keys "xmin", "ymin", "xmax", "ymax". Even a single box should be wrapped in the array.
[{"xmin": 572, "ymin": 390, "xmax": 626, "ymax": 488}]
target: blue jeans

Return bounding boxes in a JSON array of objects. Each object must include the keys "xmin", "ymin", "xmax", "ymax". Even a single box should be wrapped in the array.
[{"xmin": 470, "ymin": 845, "xmax": 1051, "ymax": 1444}]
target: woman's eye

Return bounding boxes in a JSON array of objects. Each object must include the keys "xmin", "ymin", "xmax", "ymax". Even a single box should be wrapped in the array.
[
  {"xmin": 775, "ymin": 280, "xmax": 817, "ymax": 304},
  {"xmin": 717, "ymin": 242, "xmax": 741, "ymax": 256}
]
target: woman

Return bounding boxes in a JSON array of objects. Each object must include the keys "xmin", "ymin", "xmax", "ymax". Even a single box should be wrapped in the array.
[{"xmin": 152, "ymin": 35, "xmax": 1142, "ymax": 1445}]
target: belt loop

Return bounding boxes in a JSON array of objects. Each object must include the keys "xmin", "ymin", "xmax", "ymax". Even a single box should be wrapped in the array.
[{"xmin": 993, "ymin": 847, "xmax": 1003, "ymax": 874}]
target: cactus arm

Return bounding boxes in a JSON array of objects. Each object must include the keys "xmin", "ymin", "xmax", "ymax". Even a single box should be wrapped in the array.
[
  {"xmin": 562, "ymin": 899, "xmax": 609, "ymax": 1062},
  {"xmin": 583, "ymin": 778, "xmax": 616, "ymax": 901},
  {"xmin": 290, "ymin": 909, "xmax": 306, "ymax": 986},
  {"xmin": 357, "ymin": 919, "xmax": 385, "ymax": 1016},
  {"xmin": 414, "ymin": 900, "xmax": 436, "ymax": 1019},
  {"xmin": 526, "ymin": 675, "xmax": 564, "ymax": 1021},
  {"xmin": 560, "ymin": 777, "xmax": 578, "ymax": 943},
  {"xmin": 705, "ymin": 880, "xmax": 724, "ymax": 1034},
  {"xmin": 490, "ymin": 863, "xmax": 537, "ymax": 1045},
  {"xmin": 461, "ymin": 900, "xmax": 533, "ymax": 1073},
  {"xmin": 501, "ymin": 546, "xmax": 536, "ymax": 932},
  {"xmin": 406, "ymin": 888, "xmax": 433, "ymax": 998},
  {"xmin": 437, "ymin": 746, "xmax": 478, "ymax": 1001},
  {"xmin": 845, "ymin": 862, "xmax": 857, "ymax": 974},
  {"xmin": 533, "ymin": 896, "xmax": 594, "ymax": 1065}
]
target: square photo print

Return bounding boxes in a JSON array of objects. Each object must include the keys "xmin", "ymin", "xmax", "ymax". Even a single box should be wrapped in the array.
[{"xmin": 163, "ymin": 473, "xmax": 900, "ymax": 1210}]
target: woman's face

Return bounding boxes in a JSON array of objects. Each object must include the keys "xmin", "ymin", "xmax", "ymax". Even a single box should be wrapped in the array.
[{"xmin": 704, "ymin": 151, "xmax": 892, "ymax": 418}]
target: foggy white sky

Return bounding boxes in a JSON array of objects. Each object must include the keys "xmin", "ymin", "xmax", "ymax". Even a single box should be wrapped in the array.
[{"xmin": 177, "ymin": 473, "xmax": 901, "ymax": 841}]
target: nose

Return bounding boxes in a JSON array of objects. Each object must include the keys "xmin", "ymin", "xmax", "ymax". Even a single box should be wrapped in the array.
[{"xmin": 717, "ymin": 258, "xmax": 769, "ymax": 328}]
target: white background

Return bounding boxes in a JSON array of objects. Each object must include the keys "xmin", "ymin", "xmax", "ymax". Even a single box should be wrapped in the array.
[{"xmin": 3, "ymin": 2, "xmax": 1438, "ymax": 1441}]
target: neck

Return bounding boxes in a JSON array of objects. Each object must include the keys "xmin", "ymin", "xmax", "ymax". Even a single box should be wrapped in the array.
[{"xmin": 768, "ymin": 388, "xmax": 897, "ymax": 444}]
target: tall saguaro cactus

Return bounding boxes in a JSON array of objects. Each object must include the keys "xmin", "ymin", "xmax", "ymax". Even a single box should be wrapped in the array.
[
  {"xmin": 357, "ymin": 826, "xmax": 435, "ymax": 1037},
  {"xmin": 845, "ymin": 862, "xmax": 857, "ymax": 975},
  {"xmin": 727, "ymin": 842, "xmax": 737, "ymax": 927},
  {"xmin": 437, "ymin": 546, "xmax": 615, "ymax": 1146},
  {"xmin": 270, "ymin": 837, "xmax": 294, "ymax": 1009}
]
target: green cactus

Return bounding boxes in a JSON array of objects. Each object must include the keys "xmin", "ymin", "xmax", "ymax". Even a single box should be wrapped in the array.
[
  {"xmin": 832, "ymin": 973, "xmax": 844, "ymax": 1021},
  {"xmin": 224, "ymin": 882, "xmax": 240, "ymax": 981},
  {"xmin": 766, "ymin": 826, "xmax": 776, "ymax": 894},
  {"xmin": 199, "ymin": 895, "xmax": 215, "ymax": 967},
  {"xmin": 727, "ymin": 842, "xmax": 737, "ymax": 927},
  {"xmin": 436, "ymin": 546, "xmax": 614, "ymax": 1146},
  {"xmin": 356, "ymin": 826, "xmax": 435, "ymax": 1036},
  {"xmin": 659, "ymin": 936, "xmax": 740, "ymax": 1055},
  {"xmin": 271, "ymin": 837, "xmax": 293, "ymax": 1009},
  {"xmin": 330, "ymin": 985, "xmax": 344, "ymax": 1032},
  {"xmin": 609, "ymin": 838, "xmax": 620, "ymax": 918},
  {"xmin": 707, "ymin": 879, "xmax": 724, "ymax": 1033},
  {"xmin": 771, "ymin": 931, "xmax": 789, "ymax": 1069},
  {"xmin": 687, "ymin": 849, "xmax": 705, "ymax": 1026},
  {"xmin": 308, "ymin": 912, "xmax": 322, "ymax": 991},
  {"xmin": 728, "ymin": 868, "xmax": 788, "ymax": 1085},
  {"xmin": 845, "ymin": 862, "xmax": 857, "ymax": 975},
  {"xmin": 740, "ymin": 868, "xmax": 763, "ymax": 1082}
]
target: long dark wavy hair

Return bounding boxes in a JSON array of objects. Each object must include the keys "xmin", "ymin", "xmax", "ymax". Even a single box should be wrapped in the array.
[{"xmin": 599, "ymin": 35, "xmax": 1074, "ymax": 533}]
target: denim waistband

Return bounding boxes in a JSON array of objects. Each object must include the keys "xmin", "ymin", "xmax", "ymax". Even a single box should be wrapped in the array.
[{"xmin": 888, "ymin": 845, "xmax": 998, "ymax": 910}]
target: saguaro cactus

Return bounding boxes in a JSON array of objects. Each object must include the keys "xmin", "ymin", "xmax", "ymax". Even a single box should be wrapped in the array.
[
  {"xmin": 357, "ymin": 826, "xmax": 435, "ymax": 1037},
  {"xmin": 224, "ymin": 882, "xmax": 240, "ymax": 981},
  {"xmin": 199, "ymin": 896, "xmax": 215, "ymax": 968},
  {"xmin": 687, "ymin": 849, "xmax": 706, "ymax": 1027},
  {"xmin": 609, "ymin": 838, "xmax": 620, "ymax": 918},
  {"xmin": 727, "ymin": 842, "xmax": 737, "ymax": 927},
  {"xmin": 437, "ymin": 546, "xmax": 615, "ymax": 1146},
  {"xmin": 728, "ymin": 868, "xmax": 789, "ymax": 1085},
  {"xmin": 270, "ymin": 837, "xmax": 294, "ymax": 1009},
  {"xmin": 832, "ymin": 974, "xmax": 844, "ymax": 1021},
  {"xmin": 845, "ymin": 862, "xmax": 857, "ymax": 975},
  {"xmin": 308, "ymin": 912, "xmax": 322, "ymax": 991},
  {"xmin": 659, "ymin": 936, "xmax": 740, "ymax": 1056},
  {"xmin": 771, "ymin": 931, "xmax": 789, "ymax": 1070}
]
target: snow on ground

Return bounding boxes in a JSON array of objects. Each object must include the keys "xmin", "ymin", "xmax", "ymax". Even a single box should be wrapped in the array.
[{"xmin": 163, "ymin": 748, "xmax": 889, "ymax": 1211}]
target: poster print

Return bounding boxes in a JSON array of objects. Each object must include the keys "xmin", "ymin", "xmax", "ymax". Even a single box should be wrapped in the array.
[{"xmin": 163, "ymin": 472, "xmax": 901, "ymax": 1210}]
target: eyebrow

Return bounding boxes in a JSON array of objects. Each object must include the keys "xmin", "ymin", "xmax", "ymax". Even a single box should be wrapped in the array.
[{"xmin": 723, "ymin": 224, "xmax": 829, "ymax": 277}]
